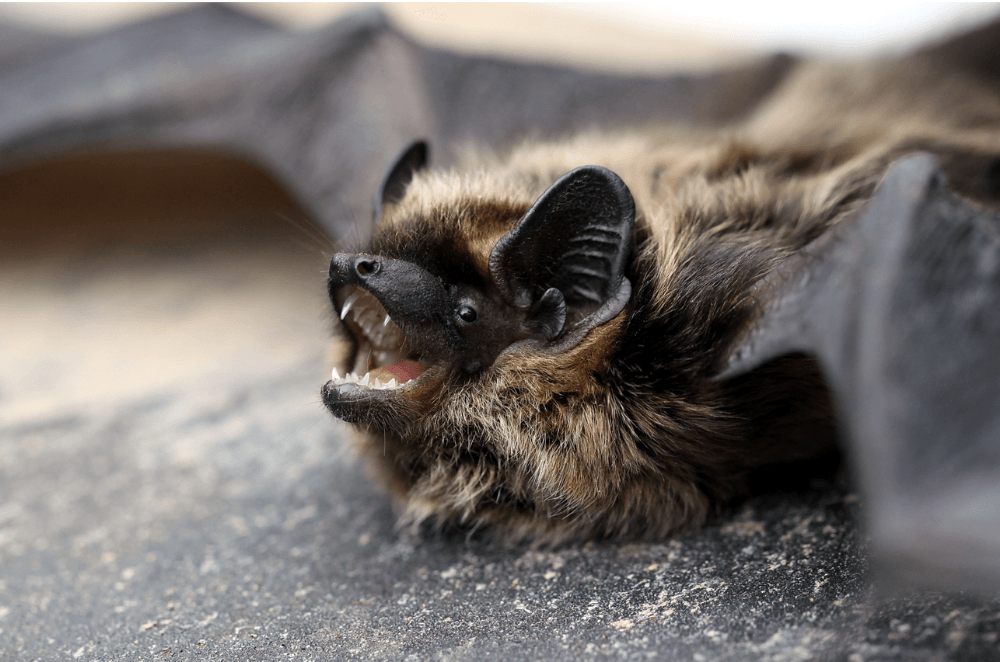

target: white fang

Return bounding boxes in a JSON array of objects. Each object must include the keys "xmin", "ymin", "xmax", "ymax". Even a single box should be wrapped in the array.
[{"xmin": 340, "ymin": 292, "xmax": 359, "ymax": 320}]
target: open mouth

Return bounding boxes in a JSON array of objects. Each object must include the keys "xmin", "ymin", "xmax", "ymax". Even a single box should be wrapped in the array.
[{"xmin": 331, "ymin": 285, "xmax": 429, "ymax": 392}]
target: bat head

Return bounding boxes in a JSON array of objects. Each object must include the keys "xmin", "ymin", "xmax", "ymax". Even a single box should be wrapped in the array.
[
  {"xmin": 323, "ymin": 141, "xmax": 634, "ymax": 417},
  {"xmin": 320, "ymin": 142, "xmax": 666, "ymax": 540}
]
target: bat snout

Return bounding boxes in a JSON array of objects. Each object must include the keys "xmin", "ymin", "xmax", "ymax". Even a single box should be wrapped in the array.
[{"xmin": 328, "ymin": 253, "xmax": 372, "ymax": 286}]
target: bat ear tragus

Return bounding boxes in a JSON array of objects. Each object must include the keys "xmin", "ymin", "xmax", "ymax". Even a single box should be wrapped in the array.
[
  {"xmin": 373, "ymin": 140, "xmax": 429, "ymax": 222},
  {"xmin": 489, "ymin": 165, "xmax": 636, "ymax": 334},
  {"xmin": 527, "ymin": 287, "xmax": 568, "ymax": 340}
]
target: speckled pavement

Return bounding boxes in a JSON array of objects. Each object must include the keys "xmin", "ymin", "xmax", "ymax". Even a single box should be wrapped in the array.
[{"xmin": 4, "ymin": 356, "xmax": 1000, "ymax": 660}]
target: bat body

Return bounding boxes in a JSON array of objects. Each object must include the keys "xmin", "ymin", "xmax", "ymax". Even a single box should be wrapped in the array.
[{"xmin": 322, "ymin": 57, "xmax": 1000, "ymax": 543}]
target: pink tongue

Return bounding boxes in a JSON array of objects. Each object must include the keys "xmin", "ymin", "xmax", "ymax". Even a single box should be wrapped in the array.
[{"xmin": 373, "ymin": 360, "xmax": 427, "ymax": 384}]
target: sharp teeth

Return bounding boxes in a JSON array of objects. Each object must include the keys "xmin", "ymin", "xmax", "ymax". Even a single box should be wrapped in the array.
[
  {"xmin": 340, "ymin": 293, "xmax": 359, "ymax": 320},
  {"xmin": 331, "ymin": 366, "xmax": 404, "ymax": 390},
  {"xmin": 383, "ymin": 314, "xmax": 391, "ymax": 327},
  {"xmin": 373, "ymin": 376, "xmax": 396, "ymax": 390}
]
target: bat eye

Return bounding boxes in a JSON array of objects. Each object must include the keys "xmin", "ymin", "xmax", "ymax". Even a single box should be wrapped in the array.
[{"xmin": 457, "ymin": 305, "xmax": 478, "ymax": 323}]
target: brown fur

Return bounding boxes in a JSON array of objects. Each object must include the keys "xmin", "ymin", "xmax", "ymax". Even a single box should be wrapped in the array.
[{"xmin": 330, "ymin": 55, "xmax": 1000, "ymax": 543}]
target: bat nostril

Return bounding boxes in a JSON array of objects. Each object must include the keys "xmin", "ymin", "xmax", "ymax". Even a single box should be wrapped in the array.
[{"xmin": 354, "ymin": 257, "xmax": 381, "ymax": 277}]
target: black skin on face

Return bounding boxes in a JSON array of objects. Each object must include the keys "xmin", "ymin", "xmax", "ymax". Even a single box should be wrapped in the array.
[
  {"xmin": 342, "ymin": 149, "xmax": 636, "ymax": 380},
  {"xmin": 329, "ymin": 253, "xmax": 557, "ymax": 376},
  {"xmin": 446, "ymin": 281, "xmax": 546, "ymax": 374}
]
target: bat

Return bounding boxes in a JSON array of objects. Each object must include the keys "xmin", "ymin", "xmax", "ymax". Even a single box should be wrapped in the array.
[{"xmin": 321, "ymin": 56, "xmax": 1000, "ymax": 545}]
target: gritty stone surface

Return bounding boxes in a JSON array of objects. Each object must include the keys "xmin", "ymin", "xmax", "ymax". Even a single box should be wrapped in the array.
[{"xmin": 2, "ymin": 360, "xmax": 999, "ymax": 661}]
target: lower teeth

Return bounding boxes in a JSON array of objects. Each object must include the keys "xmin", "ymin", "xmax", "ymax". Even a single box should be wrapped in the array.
[{"xmin": 331, "ymin": 367, "xmax": 399, "ymax": 390}]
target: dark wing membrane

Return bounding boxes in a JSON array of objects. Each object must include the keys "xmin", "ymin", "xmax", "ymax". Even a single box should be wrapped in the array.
[{"xmin": 721, "ymin": 154, "xmax": 1000, "ymax": 591}]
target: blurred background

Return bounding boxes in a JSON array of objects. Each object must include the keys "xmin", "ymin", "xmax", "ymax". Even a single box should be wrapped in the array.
[
  {"xmin": 1, "ymin": 1, "xmax": 998, "ymax": 426},
  {"xmin": 2, "ymin": 2, "xmax": 999, "ymax": 67}
]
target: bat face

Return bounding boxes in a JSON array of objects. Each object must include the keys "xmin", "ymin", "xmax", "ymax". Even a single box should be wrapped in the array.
[
  {"xmin": 325, "ymin": 164, "xmax": 634, "ymax": 381},
  {"xmin": 324, "ymin": 146, "xmax": 635, "ymax": 410}
]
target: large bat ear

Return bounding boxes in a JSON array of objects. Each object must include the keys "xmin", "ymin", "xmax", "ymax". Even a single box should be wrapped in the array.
[
  {"xmin": 489, "ymin": 166, "xmax": 635, "ymax": 337},
  {"xmin": 373, "ymin": 140, "xmax": 429, "ymax": 222}
]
